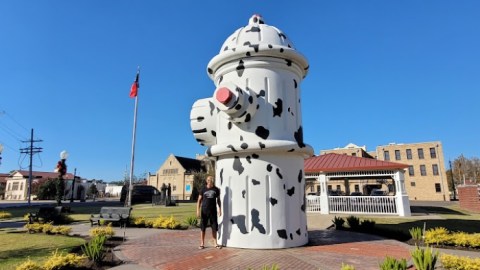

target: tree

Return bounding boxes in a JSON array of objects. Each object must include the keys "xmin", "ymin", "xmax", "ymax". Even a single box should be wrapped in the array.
[
  {"xmin": 88, "ymin": 184, "xmax": 98, "ymax": 201},
  {"xmin": 451, "ymin": 155, "xmax": 480, "ymax": 185},
  {"xmin": 37, "ymin": 179, "xmax": 57, "ymax": 200}
]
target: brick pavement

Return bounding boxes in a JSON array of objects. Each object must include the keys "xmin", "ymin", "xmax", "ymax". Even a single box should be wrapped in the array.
[{"xmin": 114, "ymin": 228, "xmax": 412, "ymax": 270}]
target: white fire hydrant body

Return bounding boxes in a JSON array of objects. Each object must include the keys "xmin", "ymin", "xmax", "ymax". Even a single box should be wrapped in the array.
[{"xmin": 190, "ymin": 15, "xmax": 313, "ymax": 249}]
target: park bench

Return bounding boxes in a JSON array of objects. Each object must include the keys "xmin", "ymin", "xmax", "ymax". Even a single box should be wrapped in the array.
[
  {"xmin": 90, "ymin": 206, "xmax": 132, "ymax": 228},
  {"xmin": 28, "ymin": 206, "xmax": 69, "ymax": 224}
]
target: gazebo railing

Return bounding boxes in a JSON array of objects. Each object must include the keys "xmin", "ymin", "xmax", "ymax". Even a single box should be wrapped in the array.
[
  {"xmin": 329, "ymin": 196, "xmax": 397, "ymax": 215},
  {"xmin": 306, "ymin": 196, "xmax": 321, "ymax": 212}
]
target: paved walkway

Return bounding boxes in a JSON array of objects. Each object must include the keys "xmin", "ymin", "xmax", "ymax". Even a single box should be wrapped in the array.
[{"xmin": 3, "ymin": 212, "xmax": 479, "ymax": 269}]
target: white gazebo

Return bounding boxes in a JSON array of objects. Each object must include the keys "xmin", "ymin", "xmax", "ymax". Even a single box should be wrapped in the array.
[{"xmin": 305, "ymin": 153, "xmax": 411, "ymax": 216}]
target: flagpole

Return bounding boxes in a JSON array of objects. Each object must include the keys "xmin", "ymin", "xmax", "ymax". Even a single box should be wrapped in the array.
[{"xmin": 127, "ymin": 68, "xmax": 140, "ymax": 207}]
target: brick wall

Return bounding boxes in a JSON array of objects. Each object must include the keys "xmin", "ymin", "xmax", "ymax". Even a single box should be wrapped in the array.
[{"xmin": 458, "ymin": 185, "xmax": 480, "ymax": 213}]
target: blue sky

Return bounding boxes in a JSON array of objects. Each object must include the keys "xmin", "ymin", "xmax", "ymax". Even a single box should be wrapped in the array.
[{"xmin": 1, "ymin": 1, "xmax": 479, "ymax": 182}]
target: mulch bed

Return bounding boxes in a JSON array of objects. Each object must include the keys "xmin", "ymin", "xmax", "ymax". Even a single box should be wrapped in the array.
[{"xmin": 72, "ymin": 236, "xmax": 124, "ymax": 270}]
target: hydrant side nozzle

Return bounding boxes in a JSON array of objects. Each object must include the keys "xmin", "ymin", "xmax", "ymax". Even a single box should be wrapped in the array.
[{"xmin": 215, "ymin": 87, "xmax": 233, "ymax": 105}]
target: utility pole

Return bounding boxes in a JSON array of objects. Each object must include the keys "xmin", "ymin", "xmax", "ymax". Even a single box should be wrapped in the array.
[{"xmin": 20, "ymin": 129, "xmax": 43, "ymax": 205}]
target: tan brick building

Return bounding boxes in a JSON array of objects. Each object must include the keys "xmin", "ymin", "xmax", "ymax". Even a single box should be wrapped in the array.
[
  {"xmin": 318, "ymin": 141, "xmax": 449, "ymax": 201},
  {"xmin": 376, "ymin": 141, "xmax": 449, "ymax": 201},
  {"xmin": 148, "ymin": 154, "xmax": 206, "ymax": 200}
]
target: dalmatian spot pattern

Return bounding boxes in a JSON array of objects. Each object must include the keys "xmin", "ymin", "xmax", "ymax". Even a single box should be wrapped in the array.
[
  {"xmin": 227, "ymin": 145, "xmax": 238, "ymax": 152},
  {"xmin": 266, "ymin": 164, "xmax": 273, "ymax": 172},
  {"xmin": 294, "ymin": 126, "xmax": 306, "ymax": 148},
  {"xmin": 255, "ymin": 126, "xmax": 270, "ymax": 139},
  {"xmin": 235, "ymin": 104, "xmax": 242, "ymax": 110},
  {"xmin": 206, "ymin": 147, "xmax": 212, "ymax": 156},
  {"xmin": 287, "ymin": 186, "xmax": 295, "ymax": 196},
  {"xmin": 273, "ymin": 98, "xmax": 283, "ymax": 117},
  {"xmin": 197, "ymin": 116, "xmax": 204, "ymax": 122},
  {"xmin": 252, "ymin": 153, "xmax": 259, "ymax": 159},
  {"xmin": 276, "ymin": 168, "xmax": 283, "ymax": 179},
  {"xmin": 248, "ymin": 96, "xmax": 253, "ymax": 104},
  {"xmin": 236, "ymin": 60, "xmax": 245, "ymax": 77},
  {"xmin": 257, "ymin": 90, "xmax": 266, "ymax": 98},
  {"xmin": 233, "ymin": 156, "xmax": 244, "ymax": 175},
  {"xmin": 228, "ymin": 122, "xmax": 232, "ymax": 130},
  {"xmin": 245, "ymin": 113, "xmax": 251, "ymax": 122},
  {"xmin": 293, "ymin": 79, "xmax": 297, "ymax": 88},
  {"xmin": 246, "ymin": 52, "xmax": 251, "ymax": 57},
  {"xmin": 192, "ymin": 128, "xmax": 207, "ymax": 134},
  {"xmin": 220, "ymin": 168, "xmax": 224, "ymax": 185},
  {"xmin": 231, "ymin": 215, "xmax": 248, "ymax": 234},
  {"xmin": 259, "ymin": 142, "xmax": 266, "ymax": 149},
  {"xmin": 240, "ymin": 136, "xmax": 243, "ymax": 141},
  {"xmin": 242, "ymin": 190, "xmax": 246, "ymax": 198},
  {"xmin": 208, "ymin": 68, "xmax": 213, "ymax": 74},
  {"xmin": 296, "ymin": 229, "xmax": 301, "ymax": 235},
  {"xmin": 298, "ymin": 170, "xmax": 303, "ymax": 183},
  {"xmin": 219, "ymin": 76, "xmax": 223, "ymax": 83},
  {"xmin": 290, "ymin": 233, "xmax": 293, "ymax": 240},
  {"xmin": 278, "ymin": 32, "xmax": 287, "ymax": 39},
  {"xmin": 246, "ymin": 26, "xmax": 261, "ymax": 33},
  {"xmin": 285, "ymin": 59, "xmax": 292, "ymax": 66},
  {"xmin": 251, "ymin": 209, "xmax": 266, "ymax": 234},
  {"xmin": 211, "ymin": 130, "xmax": 216, "ymax": 137},
  {"xmin": 270, "ymin": 197, "xmax": 278, "ymax": 206},
  {"xmin": 280, "ymin": 48, "xmax": 284, "ymax": 53},
  {"xmin": 277, "ymin": 229, "xmax": 288, "ymax": 240},
  {"xmin": 246, "ymin": 156, "xmax": 252, "ymax": 163},
  {"xmin": 208, "ymin": 101, "xmax": 215, "ymax": 116},
  {"xmin": 243, "ymin": 41, "xmax": 259, "ymax": 53},
  {"xmin": 252, "ymin": 179, "xmax": 260, "ymax": 185},
  {"xmin": 240, "ymin": 143, "xmax": 248, "ymax": 150}
]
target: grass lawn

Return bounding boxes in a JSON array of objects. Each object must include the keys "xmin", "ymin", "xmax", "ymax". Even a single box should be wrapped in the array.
[
  {"xmin": 129, "ymin": 202, "xmax": 197, "ymax": 224},
  {"xmin": 0, "ymin": 230, "xmax": 86, "ymax": 270}
]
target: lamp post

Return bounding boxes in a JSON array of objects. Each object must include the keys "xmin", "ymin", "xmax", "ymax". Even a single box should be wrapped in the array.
[
  {"xmin": 70, "ymin": 168, "xmax": 76, "ymax": 203},
  {"xmin": 55, "ymin": 150, "xmax": 68, "ymax": 206}
]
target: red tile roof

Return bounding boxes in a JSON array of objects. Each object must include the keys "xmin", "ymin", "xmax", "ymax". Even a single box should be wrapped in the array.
[{"xmin": 304, "ymin": 153, "xmax": 408, "ymax": 173}]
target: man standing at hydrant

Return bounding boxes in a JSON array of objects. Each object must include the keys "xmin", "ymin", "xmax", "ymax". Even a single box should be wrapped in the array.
[{"xmin": 197, "ymin": 176, "xmax": 222, "ymax": 249}]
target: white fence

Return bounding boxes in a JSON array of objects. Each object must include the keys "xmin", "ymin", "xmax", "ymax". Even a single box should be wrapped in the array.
[{"xmin": 306, "ymin": 196, "xmax": 398, "ymax": 215}]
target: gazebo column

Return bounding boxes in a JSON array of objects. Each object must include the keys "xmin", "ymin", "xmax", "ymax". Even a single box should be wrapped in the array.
[
  {"xmin": 394, "ymin": 170, "xmax": 411, "ymax": 216},
  {"xmin": 319, "ymin": 174, "xmax": 330, "ymax": 214}
]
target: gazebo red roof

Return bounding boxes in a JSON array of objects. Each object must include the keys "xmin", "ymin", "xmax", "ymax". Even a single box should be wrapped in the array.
[{"xmin": 304, "ymin": 153, "xmax": 408, "ymax": 173}]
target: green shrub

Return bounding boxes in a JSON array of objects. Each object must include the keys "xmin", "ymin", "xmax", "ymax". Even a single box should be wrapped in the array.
[
  {"xmin": 440, "ymin": 254, "xmax": 480, "ymax": 270},
  {"xmin": 332, "ymin": 216, "xmax": 345, "ymax": 230},
  {"xmin": 411, "ymin": 245, "xmax": 438, "ymax": 270},
  {"xmin": 82, "ymin": 235, "xmax": 107, "ymax": 263},
  {"xmin": 0, "ymin": 211, "xmax": 12, "ymax": 219},
  {"xmin": 185, "ymin": 216, "xmax": 198, "ymax": 226},
  {"xmin": 359, "ymin": 219, "xmax": 375, "ymax": 231},
  {"xmin": 379, "ymin": 256, "xmax": 407, "ymax": 270},
  {"xmin": 346, "ymin": 216, "xmax": 360, "ymax": 231},
  {"xmin": 409, "ymin": 227, "xmax": 423, "ymax": 242}
]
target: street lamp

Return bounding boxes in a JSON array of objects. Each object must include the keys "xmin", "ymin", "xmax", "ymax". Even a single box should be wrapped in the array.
[{"xmin": 55, "ymin": 150, "xmax": 68, "ymax": 206}]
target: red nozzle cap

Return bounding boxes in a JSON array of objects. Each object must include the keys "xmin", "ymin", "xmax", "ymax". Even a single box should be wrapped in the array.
[{"xmin": 216, "ymin": 87, "xmax": 233, "ymax": 104}]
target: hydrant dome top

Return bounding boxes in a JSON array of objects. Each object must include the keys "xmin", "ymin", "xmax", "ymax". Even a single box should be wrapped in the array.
[{"xmin": 207, "ymin": 15, "xmax": 309, "ymax": 79}]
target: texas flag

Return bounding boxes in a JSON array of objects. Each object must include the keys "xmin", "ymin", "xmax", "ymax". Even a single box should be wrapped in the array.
[{"xmin": 129, "ymin": 71, "xmax": 139, "ymax": 98}]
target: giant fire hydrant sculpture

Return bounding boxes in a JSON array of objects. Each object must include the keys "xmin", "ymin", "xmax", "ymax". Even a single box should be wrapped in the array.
[{"xmin": 190, "ymin": 15, "xmax": 313, "ymax": 249}]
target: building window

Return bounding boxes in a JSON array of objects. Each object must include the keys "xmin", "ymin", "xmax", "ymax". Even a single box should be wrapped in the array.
[
  {"xmin": 435, "ymin": 183, "xmax": 441, "ymax": 192},
  {"xmin": 420, "ymin": 165, "xmax": 427, "ymax": 176},
  {"xmin": 20, "ymin": 182, "xmax": 23, "ymax": 190},
  {"xmin": 336, "ymin": 185, "xmax": 341, "ymax": 191},
  {"xmin": 408, "ymin": 166, "xmax": 415, "ymax": 176},
  {"xmin": 395, "ymin": 150, "xmax": 401, "ymax": 160},
  {"xmin": 352, "ymin": 153, "xmax": 356, "ymax": 156},
  {"xmin": 432, "ymin": 164, "xmax": 439, "ymax": 175},
  {"xmin": 354, "ymin": 185, "xmax": 359, "ymax": 192},
  {"xmin": 418, "ymin": 148, "xmax": 424, "ymax": 159},
  {"xmin": 430, "ymin": 147, "xmax": 437, "ymax": 159},
  {"xmin": 7, "ymin": 183, "xmax": 10, "ymax": 191},
  {"xmin": 406, "ymin": 149, "xmax": 412, "ymax": 160},
  {"xmin": 12, "ymin": 182, "xmax": 19, "ymax": 191},
  {"xmin": 327, "ymin": 185, "xmax": 332, "ymax": 191},
  {"xmin": 384, "ymin": 151, "xmax": 390, "ymax": 161},
  {"xmin": 411, "ymin": 181, "xmax": 416, "ymax": 187}
]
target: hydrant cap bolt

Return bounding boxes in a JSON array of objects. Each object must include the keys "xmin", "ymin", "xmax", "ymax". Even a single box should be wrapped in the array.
[{"xmin": 216, "ymin": 87, "xmax": 233, "ymax": 104}]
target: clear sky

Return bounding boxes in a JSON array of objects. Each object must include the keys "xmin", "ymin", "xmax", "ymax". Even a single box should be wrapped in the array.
[{"xmin": 1, "ymin": 1, "xmax": 479, "ymax": 182}]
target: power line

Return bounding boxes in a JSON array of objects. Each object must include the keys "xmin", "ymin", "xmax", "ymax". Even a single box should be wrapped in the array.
[{"xmin": 20, "ymin": 129, "xmax": 43, "ymax": 205}]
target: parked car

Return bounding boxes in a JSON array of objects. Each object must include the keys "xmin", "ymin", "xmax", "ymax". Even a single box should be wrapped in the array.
[
  {"xmin": 120, "ymin": 185, "xmax": 161, "ymax": 204},
  {"xmin": 350, "ymin": 192, "xmax": 363, "ymax": 196},
  {"xmin": 370, "ymin": 189, "xmax": 386, "ymax": 196}
]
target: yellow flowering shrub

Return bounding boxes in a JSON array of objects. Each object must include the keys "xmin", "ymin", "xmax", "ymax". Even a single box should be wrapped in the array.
[
  {"xmin": 0, "ymin": 211, "xmax": 12, "ymax": 219},
  {"xmin": 41, "ymin": 223, "xmax": 54, "ymax": 234},
  {"xmin": 152, "ymin": 215, "xmax": 166, "ymax": 228},
  {"xmin": 425, "ymin": 227, "xmax": 452, "ymax": 245},
  {"xmin": 50, "ymin": 225, "xmax": 72, "ymax": 235},
  {"xmin": 89, "ymin": 223, "xmax": 115, "ymax": 238},
  {"xmin": 43, "ymin": 249, "xmax": 86, "ymax": 270},
  {"xmin": 132, "ymin": 216, "xmax": 146, "ymax": 227},
  {"xmin": 24, "ymin": 223, "xmax": 44, "ymax": 233},
  {"xmin": 15, "ymin": 259, "xmax": 42, "ymax": 270},
  {"xmin": 441, "ymin": 254, "xmax": 480, "ymax": 270}
]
